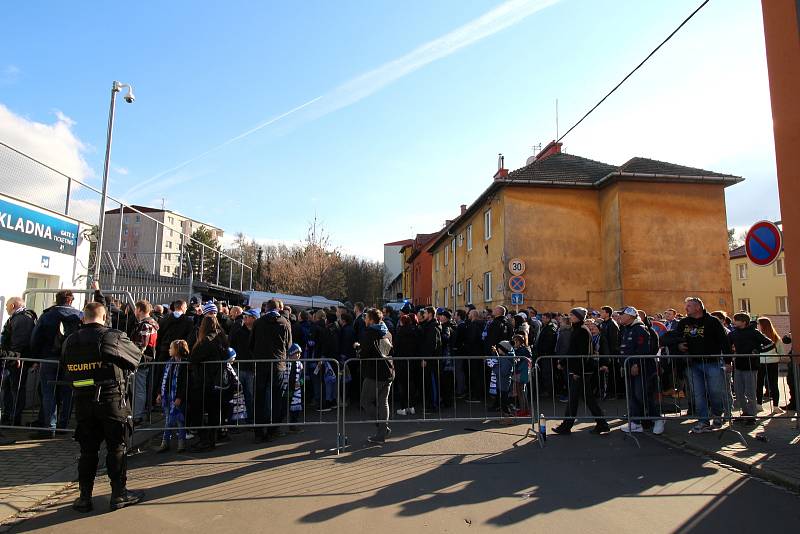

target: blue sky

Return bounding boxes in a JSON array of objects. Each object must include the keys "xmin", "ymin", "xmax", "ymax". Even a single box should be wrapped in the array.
[{"xmin": 0, "ymin": 0, "xmax": 779, "ymax": 259}]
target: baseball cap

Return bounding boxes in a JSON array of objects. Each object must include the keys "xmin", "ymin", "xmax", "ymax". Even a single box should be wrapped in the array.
[{"xmin": 616, "ymin": 306, "xmax": 638, "ymax": 317}]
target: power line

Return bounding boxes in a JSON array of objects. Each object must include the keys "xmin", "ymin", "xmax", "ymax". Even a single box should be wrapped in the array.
[{"xmin": 557, "ymin": 0, "xmax": 711, "ymax": 143}]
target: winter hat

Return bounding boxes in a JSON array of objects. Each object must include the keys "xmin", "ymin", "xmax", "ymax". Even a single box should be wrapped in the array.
[
  {"xmin": 288, "ymin": 343, "xmax": 302, "ymax": 356},
  {"xmin": 570, "ymin": 307, "xmax": 588, "ymax": 322},
  {"xmin": 202, "ymin": 302, "xmax": 218, "ymax": 315},
  {"xmin": 516, "ymin": 312, "xmax": 528, "ymax": 321},
  {"xmin": 616, "ymin": 306, "xmax": 638, "ymax": 317},
  {"xmin": 497, "ymin": 340, "xmax": 514, "ymax": 354},
  {"xmin": 243, "ymin": 309, "xmax": 260, "ymax": 318}
]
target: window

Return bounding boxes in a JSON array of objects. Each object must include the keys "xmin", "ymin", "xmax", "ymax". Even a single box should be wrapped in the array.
[
  {"xmin": 444, "ymin": 246, "xmax": 449, "ymax": 266},
  {"xmin": 135, "ymin": 214, "xmax": 141, "ymax": 224},
  {"xmin": 166, "ymin": 241, "xmax": 172, "ymax": 249},
  {"xmin": 168, "ymin": 216, "xmax": 174, "ymax": 225},
  {"xmin": 466, "ymin": 279, "xmax": 472, "ymax": 304},
  {"xmin": 122, "ymin": 241, "xmax": 127, "ymax": 249},
  {"xmin": 736, "ymin": 263, "xmax": 747, "ymax": 280},
  {"xmin": 484, "ymin": 210, "xmax": 492, "ymax": 240},
  {"xmin": 777, "ymin": 296, "xmax": 789, "ymax": 314},
  {"xmin": 457, "ymin": 233, "xmax": 463, "ymax": 247},
  {"xmin": 466, "ymin": 225, "xmax": 473, "ymax": 251},
  {"xmin": 775, "ymin": 258, "xmax": 785, "ymax": 276},
  {"xmin": 435, "ymin": 252, "xmax": 439, "ymax": 272},
  {"xmin": 483, "ymin": 271, "xmax": 492, "ymax": 302},
  {"xmin": 164, "ymin": 265, "xmax": 171, "ymax": 274},
  {"xmin": 123, "ymin": 215, "xmax": 129, "ymax": 224},
  {"xmin": 738, "ymin": 299, "xmax": 751, "ymax": 313},
  {"xmin": 451, "ymin": 239, "xmax": 456, "ymax": 262},
  {"xmin": 435, "ymin": 290, "xmax": 439, "ymax": 307},
  {"xmin": 444, "ymin": 289, "xmax": 449, "ymax": 308},
  {"xmin": 450, "ymin": 284, "xmax": 454, "ymax": 297},
  {"xmin": 457, "ymin": 281, "xmax": 463, "ymax": 296},
  {"xmin": 123, "ymin": 228, "xmax": 129, "ymax": 236},
  {"xmin": 170, "ymin": 229, "xmax": 174, "ymax": 237}
]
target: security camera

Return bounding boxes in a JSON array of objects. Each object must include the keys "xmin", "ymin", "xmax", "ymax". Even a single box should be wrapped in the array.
[{"xmin": 124, "ymin": 90, "xmax": 135, "ymax": 104}]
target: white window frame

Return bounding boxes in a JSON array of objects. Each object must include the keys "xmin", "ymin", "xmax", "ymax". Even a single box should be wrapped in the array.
[
  {"xmin": 435, "ymin": 290, "xmax": 440, "ymax": 307},
  {"xmin": 466, "ymin": 279, "xmax": 472, "ymax": 304},
  {"xmin": 775, "ymin": 258, "xmax": 785, "ymax": 276},
  {"xmin": 457, "ymin": 233, "xmax": 463, "ymax": 247},
  {"xmin": 737, "ymin": 263, "xmax": 747, "ymax": 280},
  {"xmin": 444, "ymin": 245, "xmax": 449, "ymax": 266},
  {"xmin": 738, "ymin": 298, "xmax": 751, "ymax": 313},
  {"xmin": 484, "ymin": 210, "xmax": 492, "ymax": 240},
  {"xmin": 444, "ymin": 289, "xmax": 449, "ymax": 308},
  {"xmin": 435, "ymin": 252, "xmax": 440, "ymax": 272},
  {"xmin": 483, "ymin": 271, "xmax": 492, "ymax": 302},
  {"xmin": 457, "ymin": 280, "xmax": 463, "ymax": 296},
  {"xmin": 166, "ymin": 241, "xmax": 172, "ymax": 249},
  {"xmin": 466, "ymin": 225, "xmax": 473, "ymax": 251},
  {"xmin": 777, "ymin": 296, "xmax": 789, "ymax": 314}
]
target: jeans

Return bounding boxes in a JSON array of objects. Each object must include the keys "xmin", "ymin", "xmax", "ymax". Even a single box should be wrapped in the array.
[
  {"xmin": 163, "ymin": 405, "xmax": 186, "ymax": 441},
  {"xmin": 627, "ymin": 368, "xmax": 661, "ymax": 423},
  {"xmin": 733, "ymin": 370, "xmax": 758, "ymax": 417},
  {"xmin": 239, "ymin": 369, "xmax": 255, "ymax": 424},
  {"xmin": 40, "ymin": 361, "xmax": 72, "ymax": 430},
  {"xmin": 361, "ymin": 377, "xmax": 392, "ymax": 437},
  {"xmin": 688, "ymin": 361, "xmax": 726, "ymax": 424},
  {"xmin": 133, "ymin": 365, "xmax": 151, "ymax": 420}
]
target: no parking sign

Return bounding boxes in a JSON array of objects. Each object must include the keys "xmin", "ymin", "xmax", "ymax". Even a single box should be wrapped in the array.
[{"xmin": 745, "ymin": 221, "xmax": 782, "ymax": 267}]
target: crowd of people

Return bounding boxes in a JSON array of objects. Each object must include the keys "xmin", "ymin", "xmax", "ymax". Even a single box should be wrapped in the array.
[{"xmin": 0, "ymin": 289, "xmax": 796, "ymax": 449}]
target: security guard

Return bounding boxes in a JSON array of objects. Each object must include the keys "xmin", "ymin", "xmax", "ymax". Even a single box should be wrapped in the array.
[{"xmin": 60, "ymin": 301, "xmax": 144, "ymax": 512}]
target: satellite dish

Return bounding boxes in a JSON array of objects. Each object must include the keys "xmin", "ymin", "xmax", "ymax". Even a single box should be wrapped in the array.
[{"xmin": 526, "ymin": 156, "xmax": 536, "ymax": 166}]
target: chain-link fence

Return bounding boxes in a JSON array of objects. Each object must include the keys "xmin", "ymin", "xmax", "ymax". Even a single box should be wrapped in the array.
[{"xmin": 0, "ymin": 140, "xmax": 252, "ymax": 304}]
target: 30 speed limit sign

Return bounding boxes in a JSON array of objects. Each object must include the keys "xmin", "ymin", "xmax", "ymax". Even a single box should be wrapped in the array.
[{"xmin": 508, "ymin": 258, "xmax": 526, "ymax": 276}]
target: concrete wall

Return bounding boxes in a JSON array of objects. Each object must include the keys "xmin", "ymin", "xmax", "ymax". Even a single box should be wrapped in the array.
[{"xmin": 614, "ymin": 181, "xmax": 733, "ymax": 314}]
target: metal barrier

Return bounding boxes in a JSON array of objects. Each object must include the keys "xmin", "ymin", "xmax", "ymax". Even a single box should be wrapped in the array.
[{"xmin": 341, "ymin": 356, "xmax": 536, "ymax": 447}]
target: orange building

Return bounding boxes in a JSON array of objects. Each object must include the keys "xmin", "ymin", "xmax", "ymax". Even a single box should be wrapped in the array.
[{"xmin": 405, "ymin": 232, "xmax": 439, "ymax": 307}]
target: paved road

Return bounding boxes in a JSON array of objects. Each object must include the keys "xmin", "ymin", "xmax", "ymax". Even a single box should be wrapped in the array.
[{"xmin": 6, "ymin": 421, "xmax": 800, "ymax": 533}]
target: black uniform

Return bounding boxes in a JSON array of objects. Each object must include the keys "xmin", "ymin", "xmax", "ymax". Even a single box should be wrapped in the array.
[{"xmin": 60, "ymin": 322, "xmax": 143, "ymax": 512}]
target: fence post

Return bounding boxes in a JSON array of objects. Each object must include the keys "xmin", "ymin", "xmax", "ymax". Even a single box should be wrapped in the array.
[
  {"xmin": 239, "ymin": 256, "xmax": 244, "ymax": 291},
  {"xmin": 200, "ymin": 246, "xmax": 205, "ymax": 283},
  {"xmin": 185, "ymin": 252, "xmax": 194, "ymax": 302},
  {"xmin": 249, "ymin": 267, "xmax": 253, "ymax": 291},
  {"xmin": 105, "ymin": 251, "xmax": 117, "ymax": 289},
  {"xmin": 178, "ymin": 242, "xmax": 184, "ymax": 281},
  {"xmin": 229, "ymin": 257, "xmax": 233, "ymax": 288},
  {"xmin": 65, "ymin": 177, "xmax": 71, "ymax": 216},
  {"xmin": 216, "ymin": 251, "xmax": 221, "ymax": 285},
  {"xmin": 116, "ymin": 203, "xmax": 124, "ymax": 269}
]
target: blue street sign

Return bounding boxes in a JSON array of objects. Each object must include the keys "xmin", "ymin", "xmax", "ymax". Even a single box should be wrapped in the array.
[{"xmin": 511, "ymin": 293, "xmax": 524, "ymax": 305}]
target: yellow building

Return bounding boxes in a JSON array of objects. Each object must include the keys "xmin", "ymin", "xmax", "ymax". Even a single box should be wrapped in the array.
[
  {"xmin": 730, "ymin": 243, "xmax": 788, "ymax": 317},
  {"xmin": 429, "ymin": 142, "xmax": 742, "ymax": 313}
]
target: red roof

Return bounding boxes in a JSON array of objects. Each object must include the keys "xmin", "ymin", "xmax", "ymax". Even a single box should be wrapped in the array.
[{"xmin": 384, "ymin": 239, "xmax": 414, "ymax": 247}]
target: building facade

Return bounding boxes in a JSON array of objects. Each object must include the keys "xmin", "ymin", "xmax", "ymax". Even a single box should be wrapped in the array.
[
  {"xmin": 383, "ymin": 239, "xmax": 413, "ymax": 300},
  {"xmin": 429, "ymin": 142, "xmax": 741, "ymax": 313},
  {"xmin": 406, "ymin": 233, "xmax": 438, "ymax": 307},
  {"xmin": 730, "ymin": 243, "xmax": 789, "ymax": 317},
  {"xmin": 100, "ymin": 205, "xmax": 223, "ymax": 277}
]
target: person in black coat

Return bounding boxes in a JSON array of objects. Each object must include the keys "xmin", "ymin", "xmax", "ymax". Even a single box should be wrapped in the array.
[
  {"xmin": 187, "ymin": 315, "xmax": 229, "ymax": 451},
  {"xmin": 249, "ymin": 299, "xmax": 292, "ymax": 441},
  {"xmin": 356, "ymin": 309, "xmax": 394, "ymax": 443},
  {"xmin": 156, "ymin": 300, "xmax": 195, "ymax": 362},
  {"xmin": 465, "ymin": 309, "xmax": 486, "ymax": 401},
  {"xmin": 393, "ymin": 312, "xmax": 420, "ymax": 415},
  {"xmin": 729, "ymin": 312, "xmax": 774, "ymax": 424},
  {"xmin": 1, "ymin": 297, "xmax": 36, "ymax": 432},
  {"xmin": 419, "ymin": 307, "xmax": 442, "ymax": 410},
  {"xmin": 553, "ymin": 308, "xmax": 610, "ymax": 435}
]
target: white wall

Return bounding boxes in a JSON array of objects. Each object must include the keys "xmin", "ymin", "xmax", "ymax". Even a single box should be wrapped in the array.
[{"xmin": 383, "ymin": 245, "xmax": 404, "ymax": 287}]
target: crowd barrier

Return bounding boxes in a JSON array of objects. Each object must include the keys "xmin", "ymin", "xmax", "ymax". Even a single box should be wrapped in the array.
[{"xmin": 2, "ymin": 353, "xmax": 798, "ymax": 452}]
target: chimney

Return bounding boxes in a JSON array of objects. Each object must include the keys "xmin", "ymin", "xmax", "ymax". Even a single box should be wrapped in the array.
[
  {"xmin": 534, "ymin": 140, "xmax": 563, "ymax": 161},
  {"xmin": 493, "ymin": 153, "xmax": 508, "ymax": 181},
  {"xmin": 460, "ymin": 204, "xmax": 467, "ymax": 215}
]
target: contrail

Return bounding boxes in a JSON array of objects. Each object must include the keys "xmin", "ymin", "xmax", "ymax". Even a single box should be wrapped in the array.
[{"xmin": 126, "ymin": 0, "xmax": 561, "ymax": 198}]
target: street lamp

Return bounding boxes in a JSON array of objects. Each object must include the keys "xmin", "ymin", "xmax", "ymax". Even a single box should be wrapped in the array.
[{"xmin": 93, "ymin": 81, "xmax": 135, "ymax": 282}]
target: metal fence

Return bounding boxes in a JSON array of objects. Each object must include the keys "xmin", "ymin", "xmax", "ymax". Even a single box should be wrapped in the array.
[{"xmin": 0, "ymin": 140, "xmax": 253, "ymax": 303}]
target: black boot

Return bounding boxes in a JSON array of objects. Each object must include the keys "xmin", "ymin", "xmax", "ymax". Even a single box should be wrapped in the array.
[
  {"xmin": 109, "ymin": 483, "xmax": 143, "ymax": 511},
  {"xmin": 72, "ymin": 484, "xmax": 93, "ymax": 513}
]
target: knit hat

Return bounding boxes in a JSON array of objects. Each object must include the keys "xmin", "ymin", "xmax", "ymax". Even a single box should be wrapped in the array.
[
  {"xmin": 243, "ymin": 309, "xmax": 260, "ymax": 318},
  {"xmin": 288, "ymin": 343, "xmax": 302, "ymax": 356},
  {"xmin": 202, "ymin": 302, "xmax": 218, "ymax": 315},
  {"xmin": 497, "ymin": 340, "xmax": 514, "ymax": 354},
  {"xmin": 570, "ymin": 307, "xmax": 588, "ymax": 322}
]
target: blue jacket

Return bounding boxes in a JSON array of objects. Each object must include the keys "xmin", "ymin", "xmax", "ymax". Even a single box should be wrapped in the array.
[
  {"xmin": 620, "ymin": 318, "xmax": 655, "ymax": 374},
  {"xmin": 30, "ymin": 305, "xmax": 81, "ymax": 359}
]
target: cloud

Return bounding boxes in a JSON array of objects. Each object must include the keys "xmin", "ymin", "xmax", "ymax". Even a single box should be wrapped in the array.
[
  {"xmin": 0, "ymin": 103, "xmax": 99, "ymax": 221},
  {"xmin": 0, "ymin": 65, "xmax": 20, "ymax": 85},
  {"xmin": 125, "ymin": 0, "xmax": 561, "ymax": 199},
  {"xmin": 113, "ymin": 166, "xmax": 129, "ymax": 175}
]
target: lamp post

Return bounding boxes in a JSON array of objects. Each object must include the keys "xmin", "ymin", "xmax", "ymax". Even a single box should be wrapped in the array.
[{"xmin": 93, "ymin": 80, "xmax": 135, "ymax": 282}]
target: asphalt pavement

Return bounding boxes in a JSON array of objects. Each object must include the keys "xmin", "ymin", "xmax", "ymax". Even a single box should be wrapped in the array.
[{"xmin": 5, "ymin": 420, "xmax": 800, "ymax": 533}]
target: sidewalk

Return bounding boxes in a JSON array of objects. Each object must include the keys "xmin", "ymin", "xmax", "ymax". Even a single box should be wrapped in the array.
[
  {"xmin": 654, "ymin": 414, "xmax": 800, "ymax": 492},
  {"xmin": 0, "ymin": 427, "xmax": 156, "ymax": 528}
]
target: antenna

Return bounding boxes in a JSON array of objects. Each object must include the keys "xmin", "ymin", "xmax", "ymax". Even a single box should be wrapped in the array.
[
  {"xmin": 161, "ymin": 197, "xmax": 166, "ymax": 210},
  {"xmin": 498, "ymin": 153, "xmax": 504, "ymax": 170}
]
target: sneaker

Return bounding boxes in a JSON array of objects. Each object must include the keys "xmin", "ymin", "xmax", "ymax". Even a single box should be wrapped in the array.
[
  {"xmin": 712, "ymin": 418, "xmax": 724, "ymax": 428},
  {"xmin": 72, "ymin": 495, "xmax": 93, "ymax": 513},
  {"xmin": 620, "ymin": 422, "xmax": 643, "ymax": 433},
  {"xmin": 407, "ymin": 407, "xmax": 416, "ymax": 415},
  {"xmin": 156, "ymin": 440, "xmax": 170, "ymax": 453},
  {"xmin": 590, "ymin": 423, "xmax": 611, "ymax": 435},
  {"xmin": 177, "ymin": 439, "xmax": 186, "ymax": 453},
  {"xmin": 652, "ymin": 420, "xmax": 665, "ymax": 435},
  {"xmin": 779, "ymin": 404, "xmax": 795, "ymax": 412},
  {"xmin": 771, "ymin": 406, "xmax": 785, "ymax": 415},
  {"xmin": 689, "ymin": 422, "xmax": 713, "ymax": 434},
  {"xmin": 367, "ymin": 435, "xmax": 385, "ymax": 444},
  {"xmin": 552, "ymin": 425, "xmax": 571, "ymax": 435},
  {"xmin": 396, "ymin": 409, "xmax": 407, "ymax": 416}
]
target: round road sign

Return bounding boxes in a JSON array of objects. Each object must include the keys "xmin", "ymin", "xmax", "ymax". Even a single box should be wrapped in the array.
[
  {"xmin": 745, "ymin": 220, "xmax": 782, "ymax": 267},
  {"xmin": 508, "ymin": 276, "xmax": 526, "ymax": 292},
  {"xmin": 508, "ymin": 258, "xmax": 526, "ymax": 276}
]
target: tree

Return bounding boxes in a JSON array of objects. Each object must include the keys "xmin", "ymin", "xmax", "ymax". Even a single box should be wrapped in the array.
[
  {"xmin": 185, "ymin": 226, "xmax": 220, "ymax": 281},
  {"xmin": 728, "ymin": 227, "xmax": 745, "ymax": 251}
]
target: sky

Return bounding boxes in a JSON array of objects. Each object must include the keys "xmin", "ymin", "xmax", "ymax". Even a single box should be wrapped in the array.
[{"xmin": 0, "ymin": 0, "xmax": 780, "ymax": 260}]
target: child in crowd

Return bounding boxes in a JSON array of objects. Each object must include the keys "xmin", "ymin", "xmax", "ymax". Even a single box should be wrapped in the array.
[
  {"xmin": 283, "ymin": 343, "xmax": 305, "ymax": 433},
  {"xmin": 156, "ymin": 340, "xmax": 189, "ymax": 453},
  {"xmin": 512, "ymin": 334, "xmax": 532, "ymax": 417}
]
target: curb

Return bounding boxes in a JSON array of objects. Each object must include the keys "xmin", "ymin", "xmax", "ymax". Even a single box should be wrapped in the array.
[{"xmin": 651, "ymin": 432, "xmax": 800, "ymax": 494}]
